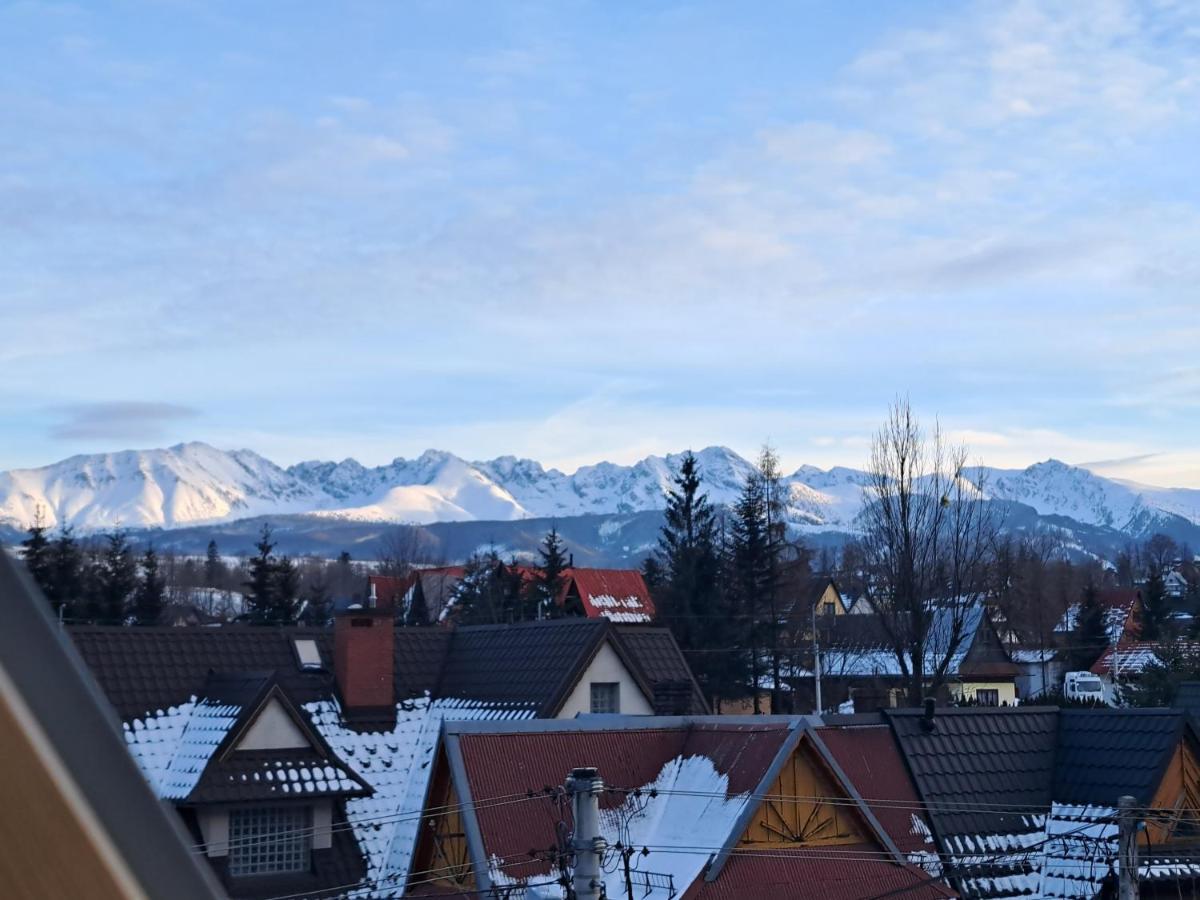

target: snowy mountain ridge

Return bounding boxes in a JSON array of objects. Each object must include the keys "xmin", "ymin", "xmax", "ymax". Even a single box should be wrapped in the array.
[{"xmin": 1, "ymin": 441, "xmax": 1197, "ymax": 539}]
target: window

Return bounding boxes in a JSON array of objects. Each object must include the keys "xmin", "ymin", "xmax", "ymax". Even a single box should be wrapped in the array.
[
  {"xmin": 293, "ymin": 639, "xmax": 322, "ymax": 671},
  {"xmin": 822, "ymin": 602, "xmax": 836, "ymax": 616},
  {"xmin": 976, "ymin": 689, "xmax": 1000, "ymax": 707},
  {"xmin": 228, "ymin": 806, "xmax": 311, "ymax": 877},
  {"xmin": 590, "ymin": 682, "xmax": 620, "ymax": 714}
]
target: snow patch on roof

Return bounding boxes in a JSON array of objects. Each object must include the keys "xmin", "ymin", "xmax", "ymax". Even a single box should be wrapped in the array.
[
  {"xmin": 124, "ymin": 697, "xmax": 240, "ymax": 799},
  {"xmin": 305, "ymin": 695, "xmax": 535, "ymax": 898}
]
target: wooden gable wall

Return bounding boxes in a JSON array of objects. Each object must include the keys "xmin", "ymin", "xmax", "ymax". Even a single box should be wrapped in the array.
[
  {"xmin": 738, "ymin": 738, "xmax": 871, "ymax": 848},
  {"xmin": 407, "ymin": 751, "xmax": 474, "ymax": 892},
  {"xmin": 1146, "ymin": 737, "xmax": 1200, "ymax": 845}
]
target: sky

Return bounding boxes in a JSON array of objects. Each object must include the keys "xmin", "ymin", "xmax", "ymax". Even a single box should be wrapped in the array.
[{"xmin": 2, "ymin": 0, "xmax": 1199, "ymax": 485}]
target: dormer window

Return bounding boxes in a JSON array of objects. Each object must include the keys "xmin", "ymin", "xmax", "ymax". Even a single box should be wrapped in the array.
[{"xmin": 294, "ymin": 639, "xmax": 323, "ymax": 671}]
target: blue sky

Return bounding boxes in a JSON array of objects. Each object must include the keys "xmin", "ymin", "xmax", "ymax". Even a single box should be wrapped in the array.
[{"xmin": 2, "ymin": 0, "xmax": 1199, "ymax": 485}]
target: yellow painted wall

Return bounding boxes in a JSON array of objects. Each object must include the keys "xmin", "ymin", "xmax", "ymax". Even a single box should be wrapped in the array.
[
  {"xmin": 954, "ymin": 681, "xmax": 1017, "ymax": 705},
  {"xmin": 738, "ymin": 741, "xmax": 868, "ymax": 847}
]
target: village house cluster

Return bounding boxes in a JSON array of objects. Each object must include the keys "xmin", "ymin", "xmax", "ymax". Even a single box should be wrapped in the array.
[{"xmin": 6, "ymin": 544, "xmax": 1200, "ymax": 900}]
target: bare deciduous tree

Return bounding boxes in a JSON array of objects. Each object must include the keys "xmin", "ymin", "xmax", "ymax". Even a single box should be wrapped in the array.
[{"xmin": 859, "ymin": 398, "xmax": 1000, "ymax": 706}]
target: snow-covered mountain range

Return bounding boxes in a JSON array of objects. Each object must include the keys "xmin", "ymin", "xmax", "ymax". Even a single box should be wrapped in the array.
[{"xmin": 2, "ymin": 442, "xmax": 1198, "ymax": 543}]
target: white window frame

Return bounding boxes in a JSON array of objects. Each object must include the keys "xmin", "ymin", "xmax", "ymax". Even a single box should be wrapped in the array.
[
  {"xmin": 227, "ymin": 805, "xmax": 312, "ymax": 877},
  {"xmin": 590, "ymin": 682, "xmax": 620, "ymax": 714}
]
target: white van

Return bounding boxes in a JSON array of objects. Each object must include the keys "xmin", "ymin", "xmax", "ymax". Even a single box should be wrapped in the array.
[{"xmin": 1063, "ymin": 671, "xmax": 1105, "ymax": 703}]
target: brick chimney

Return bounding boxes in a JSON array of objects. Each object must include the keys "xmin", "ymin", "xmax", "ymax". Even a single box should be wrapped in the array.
[{"xmin": 334, "ymin": 607, "xmax": 394, "ymax": 713}]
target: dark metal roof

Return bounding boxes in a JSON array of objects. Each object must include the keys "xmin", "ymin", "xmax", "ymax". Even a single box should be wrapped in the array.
[
  {"xmin": 886, "ymin": 707, "xmax": 1058, "ymax": 841},
  {"xmin": 1054, "ymin": 708, "xmax": 1190, "ymax": 807},
  {"xmin": 1176, "ymin": 681, "xmax": 1200, "ymax": 722},
  {"xmin": 188, "ymin": 748, "xmax": 372, "ymax": 804},
  {"xmin": 70, "ymin": 626, "xmax": 338, "ymax": 719},
  {"xmin": 71, "ymin": 618, "xmax": 702, "ymax": 722},
  {"xmin": 435, "ymin": 618, "xmax": 610, "ymax": 715}
]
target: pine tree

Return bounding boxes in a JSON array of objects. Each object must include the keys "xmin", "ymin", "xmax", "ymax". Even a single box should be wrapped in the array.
[
  {"xmin": 1072, "ymin": 583, "xmax": 1109, "ymax": 671},
  {"xmin": 245, "ymin": 524, "xmax": 279, "ymax": 623},
  {"xmin": 96, "ymin": 530, "xmax": 138, "ymax": 625},
  {"xmin": 525, "ymin": 528, "xmax": 570, "ymax": 619},
  {"xmin": 133, "ymin": 546, "xmax": 165, "ymax": 626},
  {"xmin": 20, "ymin": 509, "xmax": 54, "ymax": 606},
  {"xmin": 1141, "ymin": 571, "xmax": 1169, "ymax": 641}
]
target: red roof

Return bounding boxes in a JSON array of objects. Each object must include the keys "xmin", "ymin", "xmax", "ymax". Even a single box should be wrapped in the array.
[
  {"xmin": 424, "ymin": 720, "xmax": 953, "ymax": 898},
  {"xmin": 454, "ymin": 723, "xmax": 793, "ymax": 883},
  {"xmin": 817, "ymin": 725, "xmax": 934, "ymax": 856},
  {"xmin": 683, "ymin": 850, "xmax": 955, "ymax": 899},
  {"xmin": 564, "ymin": 567, "xmax": 655, "ymax": 622}
]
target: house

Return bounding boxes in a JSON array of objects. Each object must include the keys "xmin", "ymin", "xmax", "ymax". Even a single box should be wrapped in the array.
[
  {"xmin": 69, "ymin": 615, "xmax": 706, "ymax": 898},
  {"xmin": 884, "ymin": 705, "xmax": 1200, "ymax": 899},
  {"xmin": 405, "ymin": 715, "xmax": 956, "ymax": 899},
  {"xmin": 798, "ymin": 602, "xmax": 1019, "ymax": 711},
  {"xmin": 1009, "ymin": 647, "xmax": 1064, "ymax": 700},
  {"xmin": 1089, "ymin": 640, "xmax": 1200, "ymax": 705},
  {"xmin": 1166, "ymin": 570, "xmax": 1190, "ymax": 599},
  {"xmin": 786, "ymin": 575, "xmax": 849, "ymax": 625},
  {"xmin": 368, "ymin": 564, "xmax": 656, "ymax": 624},
  {"xmin": 1056, "ymin": 587, "xmax": 1144, "ymax": 646},
  {"xmin": 0, "ymin": 549, "xmax": 222, "ymax": 900}
]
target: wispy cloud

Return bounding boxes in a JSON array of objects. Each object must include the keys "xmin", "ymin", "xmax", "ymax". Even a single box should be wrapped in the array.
[{"xmin": 48, "ymin": 402, "xmax": 200, "ymax": 441}]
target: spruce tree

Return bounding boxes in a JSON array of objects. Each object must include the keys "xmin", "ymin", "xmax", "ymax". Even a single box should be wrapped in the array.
[
  {"xmin": 525, "ymin": 527, "xmax": 570, "ymax": 619},
  {"xmin": 133, "ymin": 546, "xmax": 165, "ymax": 626},
  {"xmin": 52, "ymin": 526, "xmax": 84, "ymax": 621},
  {"xmin": 449, "ymin": 549, "xmax": 505, "ymax": 625},
  {"xmin": 272, "ymin": 554, "xmax": 301, "ymax": 625},
  {"xmin": 245, "ymin": 524, "xmax": 279, "ymax": 623},
  {"xmin": 96, "ymin": 530, "xmax": 138, "ymax": 625},
  {"xmin": 404, "ymin": 581, "xmax": 429, "ymax": 626},
  {"xmin": 730, "ymin": 473, "xmax": 769, "ymax": 712},
  {"xmin": 205, "ymin": 539, "xmax": 224, "ymax": 588},
  {"xmin": 651, "ymin": 451, "xmax": 738, "ymax": 707},
  {"xmin": 20, "ymin": 509, "xmax": 54, "ymax": 605},
  {"xmin": 1072, "ymin": 583, "xmax": 1109, "ymax": 671},
  {"xmin": 300, "ymin": 575, "xmax": 333, "ymax": 627},
  {"xmin": 1141, "ymin": 572, "xmax": 1169, "ymax": 641}
]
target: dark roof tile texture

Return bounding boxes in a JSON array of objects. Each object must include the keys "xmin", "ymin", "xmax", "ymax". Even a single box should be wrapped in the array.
[
  {"xmin": 886, "ymin": 707, "xmax": 1058, "ymax": 841},
  {"xmin": 436, "ymin": 619, "xmax": 607, "ymax": 715},
  {"xmin": 71, "ymin": 618, "xmax": 702, "ymax": 723},
  {"xmin": 1054, "ymin": 708, "xmax": 1186, "ymax": 806}
]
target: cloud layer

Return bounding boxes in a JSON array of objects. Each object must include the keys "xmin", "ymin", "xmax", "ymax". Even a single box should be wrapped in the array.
[{"xmin": 2, "ymin": 0, "xmax": 1198, "ymax": 484}]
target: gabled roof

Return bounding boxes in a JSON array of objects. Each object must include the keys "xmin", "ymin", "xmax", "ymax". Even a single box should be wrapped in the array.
[
  {"xmin": 564, "ymin": 567, "xmax": 656, "ymax": 622},
  {"xmin": 886, "ymin": 707, "xmax": 1058, "ymax": 841},
  {"xmin": 1054, "ymin": 708, "xmax": 1192, "ymax": 807},
  {"xmin": 818, "ymin": 722, "xmax": 937, "ymax": 856},
  {"xmin": 428, "ymin": 716, "xmax": 951, "ymax": 899},
  {"xmin": 816, "ymin": 604, "xmax": 1012, "ymax": 680},
  {"xmin": 435, "ymin": 618, "xmax": 611, "ymax": 716},
  {"xmin": 70, "ymin": 618, "xmax": 706, "ymax": 724}
]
